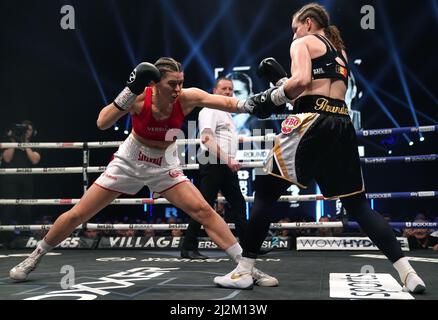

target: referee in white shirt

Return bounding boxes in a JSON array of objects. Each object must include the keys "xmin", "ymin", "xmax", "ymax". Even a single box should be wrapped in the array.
[{"xmin": 181, "ymin": 77, "xmax": 247, "ymax": 259}]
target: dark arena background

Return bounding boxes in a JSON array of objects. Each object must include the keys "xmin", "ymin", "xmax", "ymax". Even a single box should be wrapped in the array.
[{"xmin": 0, "ymin": 0, "xmax": 437, "ymax": 306}]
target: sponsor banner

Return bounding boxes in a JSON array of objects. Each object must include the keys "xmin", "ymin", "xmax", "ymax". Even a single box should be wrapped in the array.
[
  {"xmin": 8, "ymin": 237, "xmax": 97, "ymax": 249},
  {"xmin": 366, "ymin": 193, "xmax": 392, "ymax": 199},
  {"xmin": 330, "ymin": 273, "xmax": 414, "ymax": 300},
  {"xmin": 417, "ymin": 191, "xmax": 435, "ymax": 197},
  {"xmin": 405, "ymin": 221, "xmax": 437, "ymax": 228},
  {"xmin": 98, "ymin": 236, "xmax": 291, "ymax": 250},
  {"xmin": 198, "ymin": 236, "xmax": 290, "ymax": 250},
  {"xmin": 362, "ymin": 129, "xmax": 393, "ymax": 136},
  {"xmin": 235, "ymin": 149, "xmax": 269, "ymax": 161},
  {"xmin": 296, "ymin": 237, "xmax": 409, "ymax": 251},
  {"xmin": 364, "ymin": 158, "xmax": 387, "ymax": 164},
  {"xmin": 419, "ymin": 125, "xmax": 436, "ymax": 132},
  {"xmin": 7, "ymin": 236, "xmax": 290, "ymax": 250},
  {"xmin": 43, "ymin": 168, "xmax": 67, "ymax": 173},
  {"xmin": 98, "ymin": 236, "xmax": 182, "ymax": 249},
  {"xmin": 261, "ymin": 236, "xmax": 291, "ymax": 250}
]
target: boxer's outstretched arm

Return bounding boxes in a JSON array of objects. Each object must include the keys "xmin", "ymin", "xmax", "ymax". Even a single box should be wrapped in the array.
[{"xmin": 181, "ymin": 87, "xmax": 240, "ymax": 114}]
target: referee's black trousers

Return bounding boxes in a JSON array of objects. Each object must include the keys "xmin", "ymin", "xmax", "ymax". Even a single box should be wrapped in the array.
[{"xmin": 182, "ymin": 163, "xmax": 247, "ymax": 250}]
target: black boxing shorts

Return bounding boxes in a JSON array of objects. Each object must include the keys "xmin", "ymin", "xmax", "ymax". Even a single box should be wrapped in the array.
[{"xmin": 263, "ymin": 95, "xmax": 364, "ymax": 198}]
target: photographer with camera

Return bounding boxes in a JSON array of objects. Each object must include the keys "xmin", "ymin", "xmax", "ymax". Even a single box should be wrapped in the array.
[{"xmin": 0, "ymin": 120, "xmax": 41, "ymax": 225}]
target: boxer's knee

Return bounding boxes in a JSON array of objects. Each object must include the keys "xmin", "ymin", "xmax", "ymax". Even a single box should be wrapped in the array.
[
  {"xmin": 62, "ymin": 208, "xmax": 87, "ymax": 227},
  {"xmin": 188, "ymin": 201, "xmax": 215, "ymax": 226}
]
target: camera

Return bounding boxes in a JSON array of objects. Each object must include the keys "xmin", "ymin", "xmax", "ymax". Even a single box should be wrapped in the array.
[
  {"xmin": 7, "ymin": 123, "xmax": 33, "ymax": 142},
  {"xmin": 5, "ymin": 120, "xmax": 37, "ymax": 143}
]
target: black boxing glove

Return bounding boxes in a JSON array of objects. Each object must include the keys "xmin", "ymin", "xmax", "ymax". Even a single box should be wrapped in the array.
[
  {"xmin": 113, "ymin": 62, "xmax": 161, "ymax": 111},
  {"xmin": 257, "ymin": 57, "xmax": 288, "ymax": 86},
  {"xmin": 236, "ymin": 87, "xmax": 287, "ymax": 119}
]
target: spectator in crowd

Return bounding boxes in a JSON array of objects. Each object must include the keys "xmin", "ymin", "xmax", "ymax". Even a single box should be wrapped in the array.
[
  {"xmin": 403, "ymin": 217, "xmax": 438, "ymax": 251},
  {"xmin": 171, "ymin": 229, "xmax": 184, "ymax": 237},
  {"xmin": 276, "ymin": 218, "xmax": 291, "ymax": 237},
  {"xmin": 82, "ymin": 228, "xmax": 100, "ymax": 239},
  {"xmin": 316, "ymin": 216, "xmax": 334, "ymax": 237}
]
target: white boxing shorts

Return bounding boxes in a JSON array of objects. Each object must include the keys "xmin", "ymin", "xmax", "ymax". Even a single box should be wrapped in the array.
[{"xmin": 94, "ymin": 134, "xmax": 189, "ymax": 198}]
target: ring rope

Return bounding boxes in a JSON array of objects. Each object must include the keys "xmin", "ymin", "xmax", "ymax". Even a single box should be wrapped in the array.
[
  {"xmin": 1, "ymin": 221, "xmax": 436, "ymax": 232},
  {"xmin": 1, "ymin": 154, "xmax": 437, "ymax": 175},
  {"xmin": 1, "ymin": 125, "xmax": 436, "ymax": 149},
  {"xmin": 0, "ymin": 191, "xmax": 436, "ymax": 206},
  {"xmin": 356, "ymin": 124, "xmax": 438, "ymax": 137}
]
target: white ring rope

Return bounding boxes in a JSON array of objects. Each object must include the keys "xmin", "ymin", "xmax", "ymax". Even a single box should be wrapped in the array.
[
  {"xmin": 1, "ymin": 154, "xmax": 437, "ymax": 175},
  {"xmin": 1, "ymin": 124, "xmax": 436, "ymax": 149},
  {"xmin": 1, "ymin": 192, "xmax": 437, "ymax": 206},
  {"xmin": 1, "ymin": 221, "xmax": 436, "ymax": 232},
  {"xmin": 0, "ymin": 162, "xmax": 266, "ymax": 174},
  {"xmin": 0, "ymin": 195, "xmax": 324, "ymax": 205},
  {"xmin": 0, "ymin": 134, "xmax": 277, "ymax": 149},
  {"xmin": 0, "ymin": 221, "xmax": 343, "ymax": 232}
]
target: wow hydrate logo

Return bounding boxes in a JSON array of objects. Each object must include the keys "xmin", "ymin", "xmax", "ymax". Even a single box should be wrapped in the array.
[
  {"xmin": 296, "ymin": 237, "xmax": 409, "ymax": 251},
  {"xmin": 25, "ymin": 267, "xmax": 178, "ymax": 300}
]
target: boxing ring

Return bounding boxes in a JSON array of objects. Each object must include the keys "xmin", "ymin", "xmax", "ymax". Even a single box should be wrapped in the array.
[
  {"xmin": 0, "ymin": 124, "xmax": 437, "ymax": 300},
  {"xmin": 0, "ymin": 250, "xmax": 437, "ymax": 301}
]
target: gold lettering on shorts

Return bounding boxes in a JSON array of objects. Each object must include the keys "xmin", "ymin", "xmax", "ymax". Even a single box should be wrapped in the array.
[{"xmin": 314, "ymin": 98, "xmax": 349, "ymax": 115}]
